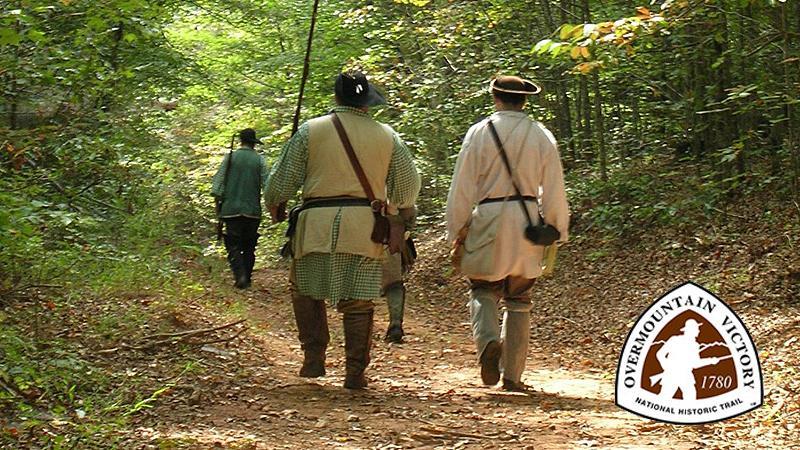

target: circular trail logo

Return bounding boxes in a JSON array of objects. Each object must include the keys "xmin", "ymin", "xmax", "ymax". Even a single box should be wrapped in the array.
[{"xmin": 615, "ymin": 282, "xmax": 763, "ymax": 424}]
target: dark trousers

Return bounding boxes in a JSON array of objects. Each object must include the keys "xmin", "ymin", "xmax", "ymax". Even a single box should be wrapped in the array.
[{"xmin": 223, "ymin": 217, "xmax": 260, "ymax": 283}]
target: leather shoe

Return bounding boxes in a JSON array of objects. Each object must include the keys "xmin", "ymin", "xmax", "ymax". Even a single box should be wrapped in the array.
[
  {"xmin": 385, "ymin": 325, "xmax": 404, "ymax": 343},
  {"xmin": 502, "ymin": 378, "xmax": 530, "ymax": 392},
  {"xmin": 480, "ymin": 340, "xmax": 502, "ymax": 386}
]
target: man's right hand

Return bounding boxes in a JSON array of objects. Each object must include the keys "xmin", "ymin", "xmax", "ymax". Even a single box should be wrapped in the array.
[{"xmin": 270, "ymin": 202, "xmax": 287, "ymax": 223}]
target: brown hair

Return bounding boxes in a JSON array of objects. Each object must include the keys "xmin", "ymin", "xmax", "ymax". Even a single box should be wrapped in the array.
[{"xmin": 493, "ymin": 91, "xmax": 526, "ymax": 107}]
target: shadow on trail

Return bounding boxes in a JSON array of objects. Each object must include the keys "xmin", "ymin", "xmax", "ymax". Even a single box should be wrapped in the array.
[
  {"xmin": 145, "ymin": 376, "xmax": 634, "ymax": 449},
  {"xmin": 484, "ymin": 389, "xmax": 618, "ymax": 413},
  {"xmin": 250, "ymin": 377, "xmax": 618, "ymax": 416}
]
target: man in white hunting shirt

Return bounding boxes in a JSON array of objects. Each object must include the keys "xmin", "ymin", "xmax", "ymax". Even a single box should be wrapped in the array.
[{"xmin": 446, "ymin": 75, "xmax": 569, "ymax": 391}]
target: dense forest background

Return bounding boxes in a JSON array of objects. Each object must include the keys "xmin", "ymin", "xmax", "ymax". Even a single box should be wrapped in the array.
[
  {"xmin": 1, "ymin": 0, "xmax": 799, "ymax": 447},
  {"xmin": 3, "ymin": 0, "xmax": 799, "ymax": 271}
]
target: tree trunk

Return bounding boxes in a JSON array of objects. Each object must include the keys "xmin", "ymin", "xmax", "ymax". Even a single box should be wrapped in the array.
[
  {"xmin": 632, "ymin": 95, "xmax": 642, "ymax": 150},
  {"xmin": 8, "ymin": 101, "xmax": 17, "ymax": 130},
  {"xmin": 612, "ymin": 83, "xmax": 623, "ymax": 160},
  {"xmin": 687, "ymin": 21, "xmax": 706, "ymax": 160},
  {"xmin": 782, "ymin": 2, "xmax": 799, "ymax": 197},
  {"xmin": 592, "ymin": 72, "xmax": 606, "ymax": 181},
  {"xmin": 540, "ymin": 0, "xmax": 575, "ymax": 161},
  {"xmin": 580, "ymin": 0, "xmax": 593, "ymax": 161},
  {"xmin": 7, "ymin": 1, "xmax": 21, "ymax": 129},
  {"xmin": 575, "ymin": 78, "xmax": 584, "ymax": 158},
  {"xmin": 712, "ymin": 12, "xmax": 741, "ymax": 179},
  {"xmin": 558, "ymin": 82, "xmax": 575, "ymax": 162},
  {"xmin": 558, "ymin": 0, "xmax": 576, "ymax": 161},
  {"xmin": 580, "ymin": 77, "xmax": 592, "ymax": 160}
]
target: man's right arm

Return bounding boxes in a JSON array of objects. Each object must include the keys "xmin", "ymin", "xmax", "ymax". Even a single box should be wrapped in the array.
[
  {"xmin": 386, "ymin": 132, "xmax": 421, "ymax": 210},
  {"xmin": 210, "ymin": 152, "xmax": 231, "ymax": 199},
  {"xmin": 539, "ymin": 125, "xmax": 570, "ymax": 242}
]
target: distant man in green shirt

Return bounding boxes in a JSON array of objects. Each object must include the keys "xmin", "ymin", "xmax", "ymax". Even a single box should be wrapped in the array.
[{"xmin": 211, "ymin": 128, "xmax": 269, "ymax": 289}]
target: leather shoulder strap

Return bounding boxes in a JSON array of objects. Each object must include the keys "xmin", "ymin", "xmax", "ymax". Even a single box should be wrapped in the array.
[
  {"xmin": 486, "ymin": 121, "xmax": 515, "ymax": 181},
  {"xmin": 331, "ymin": 113, "xmax": 376, "ymax": 202},
  {"xmin": 487, "ymin": 120, "xmax": 534, "ymax": 227}
]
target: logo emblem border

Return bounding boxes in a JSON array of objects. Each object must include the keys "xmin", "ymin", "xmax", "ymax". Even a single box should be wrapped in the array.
[{"xmin": 614, "ymin": 281, "xmax": 764, "ymax": 425}]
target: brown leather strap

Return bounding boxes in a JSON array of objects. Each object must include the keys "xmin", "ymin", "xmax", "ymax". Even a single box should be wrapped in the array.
[{"xmin": 331, "ymin": 113, "xmax": 376, "ymax": 202}]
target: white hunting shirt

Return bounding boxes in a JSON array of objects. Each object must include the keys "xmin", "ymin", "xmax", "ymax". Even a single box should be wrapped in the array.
[{"xmin": 446, "ymin": 110, "xmax": 570, "ymax": 281}]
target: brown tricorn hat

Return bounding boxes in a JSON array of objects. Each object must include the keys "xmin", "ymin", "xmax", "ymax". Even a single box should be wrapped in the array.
[{"xmin": 489, "ymin": 75, "xmax": 542, "ymax": 95}]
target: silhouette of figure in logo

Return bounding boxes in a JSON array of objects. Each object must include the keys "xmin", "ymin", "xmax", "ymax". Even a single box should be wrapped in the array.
[{"xmin": 650, "ymin": 319, "xmax": 723, "ymax": 400}]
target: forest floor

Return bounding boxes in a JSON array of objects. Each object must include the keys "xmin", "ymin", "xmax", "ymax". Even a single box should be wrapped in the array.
[
  {"xmin": 110, "ymin": 207, "xmax": 799, "ymax": 449},
  {"xmin": 3, "ymin": 200, "xmax": 799, "ymax": 449}
]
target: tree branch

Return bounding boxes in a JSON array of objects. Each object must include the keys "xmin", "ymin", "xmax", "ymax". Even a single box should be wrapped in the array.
[
  {"xmin": 98, "ymin": 319, "xmax": 247, "ymax": 353},
  {"xmin": 142, "ymin": 318, "xmax": 246, "ymax": 340}
]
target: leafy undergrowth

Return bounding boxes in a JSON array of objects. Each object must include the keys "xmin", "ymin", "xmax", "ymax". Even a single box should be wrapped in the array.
[
  {"xmin": 566, "ymin": 153, "xmax": 792, "ymax": 239},
  {"xmin": 0, "ymin": 231, "xmax": 243, "ymax": 448}
]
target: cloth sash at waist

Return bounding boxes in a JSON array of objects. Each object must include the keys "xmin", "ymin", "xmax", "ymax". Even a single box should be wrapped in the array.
[{"xmin": 479, "ymin": 195, "xmax": 537, "ymax": 205}]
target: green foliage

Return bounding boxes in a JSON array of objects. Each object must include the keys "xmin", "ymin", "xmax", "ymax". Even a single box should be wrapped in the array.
[
  {"xmin": 0, "ymin": 322, "xmax": 126, "ymax": 447},
  {"xmin": 569, "ymin": 157, "xmax": 706, "ymax": 236},
  {"xmin": 534, "ymin": 6, "xmax": 669, "ymax": 74},
  {"xmin": 1, "ymin": 329, "xmax": 87, "ymax": 407},
  {"xmin": 1, "ymin": 0, "xmax": 797, "ymax": 278},
  {"xmin": 123, "ymin": 388, "xmax": 165, "ymax": 417}
]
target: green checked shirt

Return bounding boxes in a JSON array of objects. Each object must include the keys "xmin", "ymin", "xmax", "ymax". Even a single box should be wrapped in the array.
[
  {"xmin": 265, "ymin": 106, "xmax": 420, "ymax": 303},
  {"xmin": 211, "ymin": 147, "xmax": 269, "ymax": 218}
]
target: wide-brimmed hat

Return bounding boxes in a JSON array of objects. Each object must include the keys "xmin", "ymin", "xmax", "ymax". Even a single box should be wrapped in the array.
[
  {"xmin": 239, "ymin": 128, "xmax": 263, "ymax": 145},
  {"xmin": 489, "ymin": 75, "xmax": 542, "ymax": 96},
  {"xmin": 335, "ymin": 71, "xmax": 386, "ymax": 107},
  {"xmin": 681, "ymin": 319, "xmax": 702, "ymax": 332}
]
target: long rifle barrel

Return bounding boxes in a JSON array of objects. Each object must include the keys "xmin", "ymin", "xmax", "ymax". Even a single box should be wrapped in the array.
[{"xmin": 291, "ymin": 0, "xmax": 321, "ymax": 136}]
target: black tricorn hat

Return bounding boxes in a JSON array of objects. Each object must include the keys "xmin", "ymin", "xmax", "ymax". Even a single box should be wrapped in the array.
[
  {"xmin": 489, "ymin": 75, "xmax": 542, "ymax": 95},
  {"xmin": 239, "ymin": 128, "xmax": 263, "ymax": 145},
  {"xmin": 335, "ymin": 71, "xmax": 386, "ymax": 107}
]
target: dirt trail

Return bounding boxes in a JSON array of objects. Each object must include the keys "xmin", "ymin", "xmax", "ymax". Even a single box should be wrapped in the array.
[
  {"xmin": 131, "ymin": 270, "xmax": 703, "ymax": 449},
  {"xmin": 125, "ymin": 217, "xmax": 800, "ymax": 449}
]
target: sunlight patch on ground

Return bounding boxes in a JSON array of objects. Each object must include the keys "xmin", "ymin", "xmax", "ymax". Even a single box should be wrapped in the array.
[
  {"xmin": 423, "ymin": 362, "xmax": 613, "ymax": 400},
  {"xmin": 135, "ymin": 425, "xmax": 266, "ymax": 448},
  {"xmin": 525, "ymin": 367, "xmax": 613, "ymax": 400}
]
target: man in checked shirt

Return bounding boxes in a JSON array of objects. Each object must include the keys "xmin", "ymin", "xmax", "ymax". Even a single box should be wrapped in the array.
[{"xmin": 265, "ymin": 71, "xmax": 420, "ymax": 389}]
